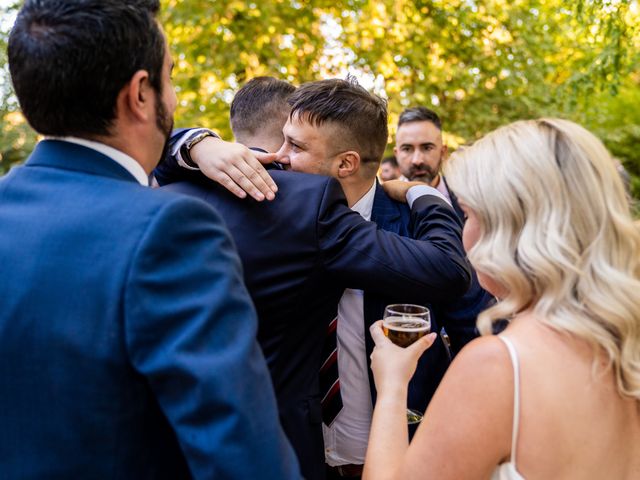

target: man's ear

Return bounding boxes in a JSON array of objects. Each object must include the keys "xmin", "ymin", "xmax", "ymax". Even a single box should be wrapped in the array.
[
  {"xmin": 442, "ymin": 144, "xmax": 449, "ymax": 158},
  {"xmin": 336, "ymin": 151, "xmax": 360, "ymax": 179},
  {"xmin": 117, "ymin": 69, "xmax": 152, "ymax": 123}
]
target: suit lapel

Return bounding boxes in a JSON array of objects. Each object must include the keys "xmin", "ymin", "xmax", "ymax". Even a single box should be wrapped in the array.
[
  {"xmin": 25, "ymin": 140, "xmax": 141, "ymax": 184},
  {"xmin": 370, "ymin": 181, "xmax": 404, "ymax": 233},
  {"xmin": 442, "ymin": 176, "xmax": 465, "ymax": 223}
]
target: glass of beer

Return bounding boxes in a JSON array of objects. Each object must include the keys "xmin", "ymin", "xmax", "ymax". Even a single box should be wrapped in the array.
[{"xmin": 382, "ymin": 304, "xmax": 431, "ymax": 424}]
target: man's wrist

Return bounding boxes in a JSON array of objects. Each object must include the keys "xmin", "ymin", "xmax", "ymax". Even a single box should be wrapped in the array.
[
  {"xmin": 180, "ymin": 131, "xmax": 218, "ymax": 167},
  {"xmin": 375, "ymin": 384, "xmax": 409, "ymax": 406},
  {"xmin": 406, "ymin": 185, "xmax": 450, "ymax": 208},
  {"xmin": 171, "ymin": 128, "xmax": 219, "ymax": 170}
]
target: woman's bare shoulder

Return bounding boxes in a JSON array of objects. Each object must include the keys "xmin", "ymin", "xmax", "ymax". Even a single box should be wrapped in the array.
[
  {"xmin": 404, "ymin": 335, "xmax": 517, "ymax": 478},
  {"xmin": 429, "ymin": 333, "xmax": 516, "ymax": 423},
  {"xmin": 428, "ymin": 333, "xmax": 518, "ymax": 438},
  {"xmin": 452, "ymin": 334, "xmax": 513, "ymax": 375}
]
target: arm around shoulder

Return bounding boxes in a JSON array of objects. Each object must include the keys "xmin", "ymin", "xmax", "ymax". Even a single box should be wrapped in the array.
[
  {"xmin": 153, "ymin": 128, "xmax": 207, "ymax": 185},
  {"xmin": 317, "ymin": 179, "xmax": 470, "ymax": 301},
  {"xmin": 409, "ymin": 194, "xmax": 471, "ymax": 296},
  {"xmin": 155, "ymin": 128, "xmax": 278, "ymax": 201}
]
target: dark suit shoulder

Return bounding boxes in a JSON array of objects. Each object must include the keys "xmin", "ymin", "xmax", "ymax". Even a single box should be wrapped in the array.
[
  {"xmin": 371, "ymin": 182, "xmax": 410, "ymax": 233},
  {"xmin": 269, "ymin": 171, "xmax": 337, "ymax": 197},
  {"xmin": 164, "ymin": 171, "xmax": 349, "ymax": 228},
  {"xmin": 101, "ymin": 179, "xmax": 220, "ymax": 224}
]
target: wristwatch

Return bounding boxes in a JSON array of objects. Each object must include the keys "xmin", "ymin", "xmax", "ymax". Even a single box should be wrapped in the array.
[{"xmin": 180, "ymin": 130, "xmax": 217, "ymax": 167}]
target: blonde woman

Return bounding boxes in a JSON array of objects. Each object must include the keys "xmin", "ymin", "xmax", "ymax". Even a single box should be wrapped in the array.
[{"xmin": 364, "ymin": 119, "xmax": 640, "ymax": 479}]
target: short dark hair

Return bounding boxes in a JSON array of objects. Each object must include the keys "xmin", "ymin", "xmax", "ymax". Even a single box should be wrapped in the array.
[
  {"xmin": 381, "ymin": 156, "xmax": 398, "ymax": 167},
  {"xmin": 8, "ymin": 0, "xmax": 164, "ymax": 137},
  {"xmin": 398, "ymin": 107, "xmax": 442, "ymax": 131},
  {"xmin": 230, "ymin": 76, "xmax": 296, "ymax": 138},
  {"xmin": 288, "ymin": 77, "xmax": 388, "ymax": 164}
]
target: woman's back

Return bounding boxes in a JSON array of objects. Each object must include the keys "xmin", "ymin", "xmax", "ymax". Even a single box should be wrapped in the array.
[
  {"xmin": 362, "ymin": 118, "xmax": 640, "ymax": 480},
  {"xmin": 501, "ymin": 314, "xmax": 640, "ymax": 479}
]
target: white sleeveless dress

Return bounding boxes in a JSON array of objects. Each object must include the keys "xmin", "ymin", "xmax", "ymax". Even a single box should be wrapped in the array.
[{"xmin": 491, "ymin": 336, "xmax": 526, "ymax": 480}]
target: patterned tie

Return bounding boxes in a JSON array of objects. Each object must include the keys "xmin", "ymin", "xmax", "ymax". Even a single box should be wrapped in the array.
[{"xmin": 320, "ymin": 316, "xmax": 342, "ymax": 426}]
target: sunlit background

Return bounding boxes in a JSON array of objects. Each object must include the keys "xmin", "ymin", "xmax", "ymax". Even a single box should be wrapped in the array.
[{"xmin": 1, "ymin": 0, "xmax": 639, "ymax": 207}]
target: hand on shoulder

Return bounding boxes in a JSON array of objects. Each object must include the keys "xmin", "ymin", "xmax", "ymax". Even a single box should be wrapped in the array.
[
  {"xmin": 381, "ymin": 180, "xmax": 425, "ymax": 203},
  {"xmin": 189, "ymin": 136, "xmax": 278, "ymax": 201}
]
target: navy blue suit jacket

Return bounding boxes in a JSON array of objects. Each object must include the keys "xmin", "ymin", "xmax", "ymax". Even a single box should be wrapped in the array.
[
  {"xmin": 364, "ymin": 182, "xmax": 494, "ymax": 435},
  {"xmin": 364, "ymin": 183, "xmax": 451, "ymax": 419},
  {"xmin": 156, "ymin": 143, "xmax": 471, "ymax": 479},
  {"xmin": 435, "ymin": 177, "xmax": 496, "ymax": 355},
  {"xmin": 0, "ymin": 141, "xmax": 300, "ymax": 479}
]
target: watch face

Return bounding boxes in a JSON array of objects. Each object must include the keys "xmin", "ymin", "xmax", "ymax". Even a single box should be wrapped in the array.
[
  {"xmin": 179, "ymin": 144, "xmax": 192, "ymax": 167},
  {"xmin": 186, "ymin": 131, "xmax": 217, "ymax": 167},
  {"xmin": 187, "ymin": 131, "xmax": 215, "ymax": 149}
]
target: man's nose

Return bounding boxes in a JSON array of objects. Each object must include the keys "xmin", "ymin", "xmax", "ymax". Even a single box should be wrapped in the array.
[
  {"xmin": 275, "ymin": 144, "xmax": 288, "ymax": 163},
  {"xmin": 411, "ymin": 150, "xmax": 425, "ymax": 165}
]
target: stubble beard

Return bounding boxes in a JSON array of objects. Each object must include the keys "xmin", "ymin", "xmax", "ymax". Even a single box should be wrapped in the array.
[{"xmin": 155, "ymin": 94, "xmax": 174, "ymax": 168}]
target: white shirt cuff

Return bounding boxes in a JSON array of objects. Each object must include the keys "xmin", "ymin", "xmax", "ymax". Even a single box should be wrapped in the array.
[
  {"xmin": 406, "ymin": 185, "xmax": 452, "ymax": 208},
  {"xmin": 170, "ymin": 128, "xmax": 219, "ymax": 170}
]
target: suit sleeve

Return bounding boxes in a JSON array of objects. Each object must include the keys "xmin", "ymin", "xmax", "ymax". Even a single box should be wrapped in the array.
[
  {"xmin": 123, "ymin": 196, "xmax": 301, "ymax": 480},
  {"xmin": 153, "ymin": 128, "xmax": 209, "ymax": 186},
  {"xmin": 318, "ymin": 179, "xmax": 471, "ymax": 303}
]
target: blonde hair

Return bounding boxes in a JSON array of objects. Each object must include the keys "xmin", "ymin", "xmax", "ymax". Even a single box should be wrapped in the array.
[{"xmin": 445, "ymin": 118, "xmax": 640, "ymax": 400}]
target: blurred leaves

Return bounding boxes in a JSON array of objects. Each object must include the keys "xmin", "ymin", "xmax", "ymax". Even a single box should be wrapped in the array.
[
  {"xmin": 1, "ymin": 0, "xmax": 639, "ymax": 208},
  {"xmin": 0, "ymin": 0, "xmax": 38, "ymax": 174}
]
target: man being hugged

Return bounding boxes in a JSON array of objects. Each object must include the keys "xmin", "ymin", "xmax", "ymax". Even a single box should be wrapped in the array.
[{"xmin": 0, "ymin": 1, "xmax": 300, "ymax": 478}]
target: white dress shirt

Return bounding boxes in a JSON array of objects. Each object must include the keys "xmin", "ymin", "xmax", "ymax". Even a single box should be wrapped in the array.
[
  {"xmin": 323, "ymin": 180, "xmax": 377, "ymax": 467},
  {"xmin": 399, "ymin": 174, "xmax": 452, "ymax": 205},
  {"xmin": 323, "ymin": 181, "xmax": 448, "ymax": 466},
  {"xmin": 52, "ymin": 136, "xmax": 149, "ymax": 186},
  {"xmin": 434, "ymin": 176, "xmax": 452, "ymax": 204},
  {"xmin": 406, "ymin": 182, "xmax": 451, "ymax": 207}
]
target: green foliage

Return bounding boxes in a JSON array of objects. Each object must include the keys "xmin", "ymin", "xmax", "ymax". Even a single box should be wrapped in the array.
[
  {"xmin": 584, "ymin": 77, "xmax": 640, "ymax": 213},
  {"xmin": 1, "ymin": 0, "xmax": 639, "ymax": 211},
  {"xmin": 0, "ymin": 0, "xmax": 38, "ymax": 175},
  {"xmin": 163, "ymin": 0, "xmax": 329, "ymax": 131},
  {"xmin": 335, "ymin": 0, "xmax": 638, "ymax": 137}
]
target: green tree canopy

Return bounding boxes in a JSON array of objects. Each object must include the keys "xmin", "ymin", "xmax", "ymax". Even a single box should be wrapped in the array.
[{"xmin": 1, "ymin": 0, "xmax": 639, "ymax": 207}]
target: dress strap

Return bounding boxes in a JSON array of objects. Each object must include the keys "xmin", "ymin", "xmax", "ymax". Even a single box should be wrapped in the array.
[{"xmin": 497, "ymin": 335, "xmax": 521, "ymax": 467}]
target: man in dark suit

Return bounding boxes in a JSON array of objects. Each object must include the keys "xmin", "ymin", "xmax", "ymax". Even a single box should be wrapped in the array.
[
  {"xmin": 363, "ymin": 182, "xmax": 451, "ymax": 432},
  {"xmin": 0, "ymin": 2, "xmax": 300, "ymax": 478},
  {"xmin": 394, "ymin": 106, "xmax": 495, "ymax": 354},
  {"xmin": 155, "ymin": 77, "xmax": 471, "ymax": 480}
]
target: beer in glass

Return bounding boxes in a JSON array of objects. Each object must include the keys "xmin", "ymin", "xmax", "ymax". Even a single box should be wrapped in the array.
[{"xmin": 382, "ymin": 304, "xmax": 431, "ymax": 424}]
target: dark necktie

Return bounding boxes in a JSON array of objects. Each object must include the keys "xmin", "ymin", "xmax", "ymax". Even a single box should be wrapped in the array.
[{"xmin": 320, "ymin": 316, "xmax": 343, "ymax": 426}]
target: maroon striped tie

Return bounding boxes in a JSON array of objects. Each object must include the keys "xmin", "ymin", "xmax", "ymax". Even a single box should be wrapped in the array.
[{"xmin": 320, "ymin": 316, "xmax": 342, "ymax": 426}]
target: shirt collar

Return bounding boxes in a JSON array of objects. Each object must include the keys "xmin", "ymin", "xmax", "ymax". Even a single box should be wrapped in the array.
[
  {"xmin": 400, "ymin": 174, "xmax": 451, "ymax": 203},
  {"xmin": 434, "ymin": 175, "xmax": 451, "ymax": 202},
  {"xmin": 350, "ymin": 180, "xmax": 377, "ymax": 221},
  {"xmin": 50, "ymin": 136, "xmax": 149, "ymax": 186}
]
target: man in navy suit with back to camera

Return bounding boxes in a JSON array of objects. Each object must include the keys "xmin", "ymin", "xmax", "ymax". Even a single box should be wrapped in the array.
[
  {"xmin": 156, "ymin": 77, "xmax": 471, "ymax": 480},
  {"xmin": 0, "ymin": 1, "xmax": 300, "ymax": 478}
]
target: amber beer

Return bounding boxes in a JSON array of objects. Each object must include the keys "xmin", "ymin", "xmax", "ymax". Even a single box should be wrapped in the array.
[{"xmin": 382, "ymin": 317, "xmax": 431, "ymax": 348}]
